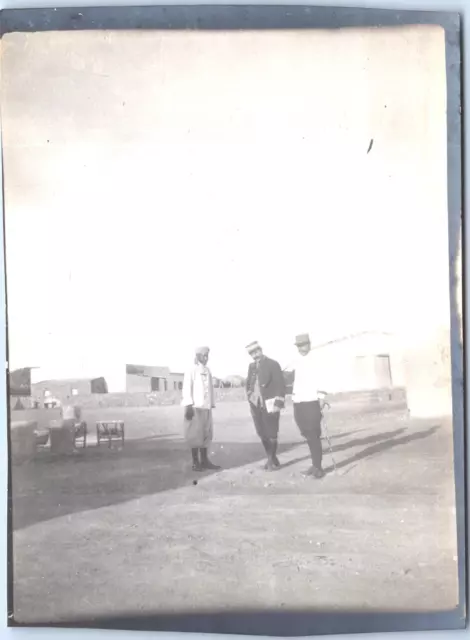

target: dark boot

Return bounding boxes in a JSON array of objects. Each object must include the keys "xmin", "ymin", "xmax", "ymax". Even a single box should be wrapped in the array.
[
  {"xmin": 261, "ymin": 438, "xmax": 272, "ymax": 470},
  {"xmin": 264, "ymin": 439, "xmax": 280, "ymax": 471},
  {"xmin": 260, "ymin": 439, "xmax": 270, "ymax": 469},
  {"xmin": 191, "ymin": 448, "xmax": 203, "ymax": 472},
  {"xmin": 200, "ymin": 448, "xmax": 221, "ymax": 471},
  {"xmin": 302, "ymin": 435, "xmax": 324, "ymax": 478},
  {"xmin": 271, "ymin": 438, "xmax": 281, "ymax": 468},
  {"xmin": 302, "ymin": 466, "xmax": 325, "ymax": 479}
]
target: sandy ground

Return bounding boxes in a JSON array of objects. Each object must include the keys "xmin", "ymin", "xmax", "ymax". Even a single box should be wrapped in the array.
[{"xmin": 11, "ymin": 401, "xmax": 459, "ymax": 625}]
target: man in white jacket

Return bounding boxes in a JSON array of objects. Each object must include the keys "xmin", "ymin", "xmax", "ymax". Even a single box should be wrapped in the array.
[
  {"xmin": 182, "ymin": 346, "xmax": 221, "ymax": 472},
  {"xmin": 289, "ymin": 333, "xmax": 329, "ymax": 479}
]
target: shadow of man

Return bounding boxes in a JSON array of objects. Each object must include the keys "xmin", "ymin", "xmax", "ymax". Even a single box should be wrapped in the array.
[{"xmin": 324, "ymin": 425, "xmax": 440, "ymax": 473}]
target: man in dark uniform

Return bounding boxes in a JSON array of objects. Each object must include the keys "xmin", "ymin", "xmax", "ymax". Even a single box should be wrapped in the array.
[{"xmin": 245, "ymin": 341, "xmax": 286, "ymax": 471}]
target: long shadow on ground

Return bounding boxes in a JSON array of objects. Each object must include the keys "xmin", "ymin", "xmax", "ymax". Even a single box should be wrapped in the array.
[
  {"xmin": 11, "ymin": 438, "xmax": 298, "ymax": 531},
  {"xmin": 13, "ymin": 424, "xmax": 441, "ymax": 531},
  {"xmin": 279, "ymin": 426, "xmax": 440, "ymax": 474},
  {"xmin": 324, "ymin": 425, "xmax": 440, "ymax": 473}
]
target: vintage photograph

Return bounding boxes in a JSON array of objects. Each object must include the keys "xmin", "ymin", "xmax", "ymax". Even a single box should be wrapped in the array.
[{"xmin": 2, "ymin": 8, "xmax": 464, "ymax": 633}]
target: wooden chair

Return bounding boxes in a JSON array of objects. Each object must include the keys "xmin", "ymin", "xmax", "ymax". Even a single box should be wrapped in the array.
[{"xmin": 96, "ymin": 420, "xmax": 125, "ymax": 448}]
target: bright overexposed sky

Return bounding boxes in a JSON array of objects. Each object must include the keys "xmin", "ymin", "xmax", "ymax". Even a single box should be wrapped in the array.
[{"xmin": 1, "ymin": 26, "xmax": 450, "ymax": 385}]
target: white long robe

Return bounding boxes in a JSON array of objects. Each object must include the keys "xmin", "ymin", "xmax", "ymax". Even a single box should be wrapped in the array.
[{"xmin": 181, "ymin": 363, "xmax": 215, "ymax": 447}]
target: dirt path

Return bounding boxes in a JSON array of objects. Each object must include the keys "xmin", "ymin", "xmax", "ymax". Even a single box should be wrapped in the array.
[{"xmin": 12, "ymin": 408, "xmax": 458, "ymax": 625}]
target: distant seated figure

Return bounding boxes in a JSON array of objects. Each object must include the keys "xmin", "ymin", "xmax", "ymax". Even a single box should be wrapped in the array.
[
  {"xmin": 62, "ymin": 398, "xmax": 85, "ymax": 445},
  {"xmin": 74, "ymin": 404, "xmax": 82, "ymax": 422},
  {"xmin": 49, "ymin": 397, "xmax": 82, "ymax": 455},
  {"xmin": 61, "ymin": 398, "xmax": 82, "ymax": 423},
  {"xmin": 61, "ymin": 401, "xmax": 75, "ymax": 423}
]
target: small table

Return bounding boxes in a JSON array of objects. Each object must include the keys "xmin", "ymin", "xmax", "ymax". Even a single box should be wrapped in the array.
[{"xmin": 96, "ymin": 420, "xmax": 125, "ymax": 448}]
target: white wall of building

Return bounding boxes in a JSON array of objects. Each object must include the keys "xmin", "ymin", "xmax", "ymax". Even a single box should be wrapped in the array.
[{"xmin": 312, "ymin": 332, "xmax": 405, "ymax": 394}]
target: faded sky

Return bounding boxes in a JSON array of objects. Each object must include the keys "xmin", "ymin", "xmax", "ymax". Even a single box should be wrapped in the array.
[{"xmin": 1, "ymin": 26, "xmax": 450, "ymax": 384}]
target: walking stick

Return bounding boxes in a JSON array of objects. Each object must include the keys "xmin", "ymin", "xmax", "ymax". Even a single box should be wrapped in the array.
[{"xmin": 320, "ymin": 400, "xmax": 338, "ymax": 474}]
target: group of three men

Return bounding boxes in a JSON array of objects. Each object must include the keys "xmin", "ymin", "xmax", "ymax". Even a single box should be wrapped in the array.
[{"xmin": 181, "ymin": 333, "xmax": 327, "ymax": 478}]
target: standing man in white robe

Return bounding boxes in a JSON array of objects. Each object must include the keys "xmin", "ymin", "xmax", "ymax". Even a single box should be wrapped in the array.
[{"xmin": 182, "ymin": 346, "xmax": 221, "ymax": 472}]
